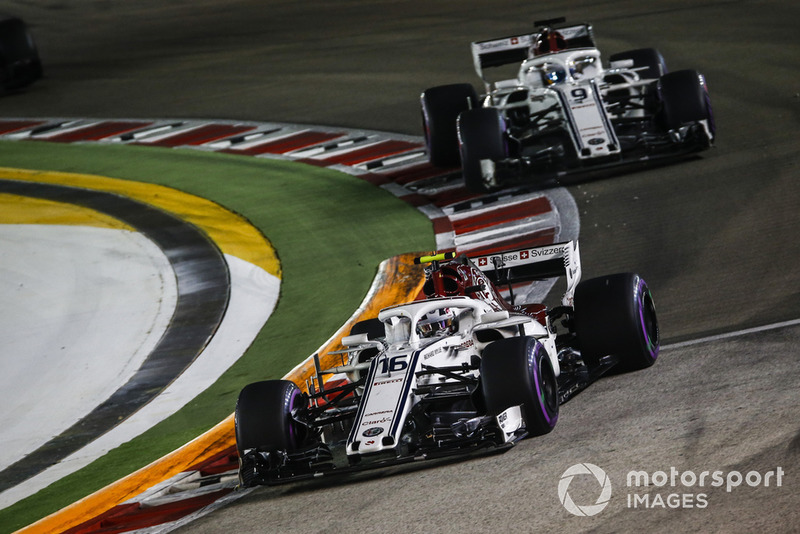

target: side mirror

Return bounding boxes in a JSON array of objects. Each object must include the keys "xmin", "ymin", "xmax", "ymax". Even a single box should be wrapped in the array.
[
  {"xmin": 609, "ymin": 58, "xmax": 634, "ymax": 69},
  {"xmin": 342, "ymin": 333, "xmax": 370, "ymax": 346},
  {"xmin": 480, "ymin": 310, "xmax": 509, "ymax": 324}
]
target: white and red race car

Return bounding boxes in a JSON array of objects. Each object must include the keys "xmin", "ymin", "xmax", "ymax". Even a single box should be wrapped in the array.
[
  {"xmin": 421, "ymin": 17, "xmax": 715, "ymax": 191},
  {"xmin": 235, "ymin": 241, "xmax": 659, "ymax": 486}
]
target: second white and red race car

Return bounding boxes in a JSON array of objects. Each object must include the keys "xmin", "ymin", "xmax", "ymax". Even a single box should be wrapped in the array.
[{"xmin": 421, "ymin": 17, "xmax": 715, "ymax": 191}]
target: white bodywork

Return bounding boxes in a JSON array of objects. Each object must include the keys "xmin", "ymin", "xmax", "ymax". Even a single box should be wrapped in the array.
[
  {"xmin": 342, "ymin": 297, "xmax": 553, "ymax": 456},
  {"xmin": 470, "ymin": 25, "xmax": 655, "ymax": 165},
  {"xmin": 485, "ymin": 50, "xmax": 628, "ymax": 161},
  {"xmin": 326, "ymin": 241, "xmax": 583, "ymax": 458}
]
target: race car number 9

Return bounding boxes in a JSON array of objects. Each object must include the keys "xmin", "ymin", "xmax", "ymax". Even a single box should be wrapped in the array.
[{"xmin": 570, "ymin": 87, "xmax": 588, "ymax": 103}]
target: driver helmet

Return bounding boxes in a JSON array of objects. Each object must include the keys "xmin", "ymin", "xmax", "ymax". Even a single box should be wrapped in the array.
[
  {"xmin": 417, "ymin": 308, "xmax": 456, "ymax": 338},
  {"xmin": 541, "ymin": 63, "xmax": 567, "ymax": 85},
  {"xmin": 532, "ymin": 28, "xmax": 567, "ymax": 56}
]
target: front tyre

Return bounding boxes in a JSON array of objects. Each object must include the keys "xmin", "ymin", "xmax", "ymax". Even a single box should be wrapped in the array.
[
  {"xmin": 235, "ymin": 380, "xmax": 308, "ymax": 456},
  {"xmin": 659, "ymin": 69, "xmax": 715, "ymax": 143},
  {"xmin": 481, "ymin": 337, "xmax": 559, "ymax": 436},
  {"xmin": 457, "ymin": 107, "xmax": 507, "ymax": 193},
  {"xmin": 421, "ymin": 83, "xmax": 478, "ymax": 167},
  {"xmin": 573, "ymin": 273, "xmax": 659, "ymax": 372}
]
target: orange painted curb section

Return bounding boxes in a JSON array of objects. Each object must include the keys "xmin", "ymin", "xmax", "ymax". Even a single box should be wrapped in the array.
[{"xmin": 19, "ymin": 254, "xmax": 425, "ymax": 534}]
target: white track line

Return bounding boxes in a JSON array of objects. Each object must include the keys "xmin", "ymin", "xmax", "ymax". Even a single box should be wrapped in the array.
[{"xmin": 662, "ymin": 318, "xmax": 800, "ymax": 350}]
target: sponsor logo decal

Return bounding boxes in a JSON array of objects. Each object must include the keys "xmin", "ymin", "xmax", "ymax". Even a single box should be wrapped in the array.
[
  {"xmin": 362, "ymin": 427, "xmax": 384, "ymax": 437},
  {"xmin": 558, "ymin": 463, "xmax": 785, "ymax": 515},
  {"xmin": 559, "ymin": 463, "xmax": 612, "ymax": 517},
  {"xmin": 361, "ymin": 417, "xmax": 393, "ymax": 426},
  {"xmin": 373, "ymin": 377, "xmax": 403, "ymax": 386},
  {"xmin": 364, "ymin": 410, "xmax": 393, "ymax": 417},
  {"xmin": 423, "ymin": 346, "xmax": 445, "ymax": 360}
]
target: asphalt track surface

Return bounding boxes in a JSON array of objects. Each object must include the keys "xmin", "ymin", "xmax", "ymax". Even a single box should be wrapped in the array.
[{"xmin": 2, "ymin": 0, "xmax": 799, "ymax": 532}]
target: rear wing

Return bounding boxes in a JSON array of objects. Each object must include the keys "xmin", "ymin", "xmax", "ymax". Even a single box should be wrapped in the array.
[
  {"xmin": 471, "ymin": 34, "xmax": 535, "ymax": 79},
  {"xmin": 471, "ymin": 23, "xmax": 596, "ymax": 81},
  {"xmin": 469, "ymin": 241, "xmax": 582, "ymax": 306}
]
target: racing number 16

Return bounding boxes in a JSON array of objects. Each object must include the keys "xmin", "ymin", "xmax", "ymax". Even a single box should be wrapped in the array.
[{"xmin": 380, "ymin": 355, "xmax": 408, "ymax": 374}]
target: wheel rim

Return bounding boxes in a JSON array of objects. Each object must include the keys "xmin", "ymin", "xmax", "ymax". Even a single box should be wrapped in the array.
[
  {"xmin": 286, "ymin": 386, "xmax": 303, "ymax": 449},
  {"xmin": 538, "ymin": 357, "xmax": 558, "ymax": 417},
  {"xmin": 530, "ymin": 343, "xmax": 557, "ymax": 426},
  {"xmin": 636, "ymin": 278, "xmax": 660, "ymax": 360}
]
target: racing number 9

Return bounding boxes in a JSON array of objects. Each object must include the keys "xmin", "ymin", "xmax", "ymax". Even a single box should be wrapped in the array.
[{"xmin": 571, "ymin": 87, "xmax": 588, "ymax": 103}]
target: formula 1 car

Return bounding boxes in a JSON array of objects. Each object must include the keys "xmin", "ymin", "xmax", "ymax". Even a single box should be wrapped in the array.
[
  {"xmin": 421, "ymin": 17, "xmax": 715, "ymax": 192},
  {"xmin": 235, "ymin": 241, "xmax": 659, "ymax": 486},
  {"xmin": 0, "ymin": 15, "xmax": 42, "ymax": 92}
]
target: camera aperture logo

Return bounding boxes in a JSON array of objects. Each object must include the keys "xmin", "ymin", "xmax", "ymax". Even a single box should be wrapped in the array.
[
  {"xmin": 558, "ymin": 463, "xmax": 612, "ymax": 516},
  {"xmin": 558, "ymin": 463, "xmax": 785, "ymax": 516}
]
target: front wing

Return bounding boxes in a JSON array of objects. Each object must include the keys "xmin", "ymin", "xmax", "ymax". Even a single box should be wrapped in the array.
[{"xmin": 494, "ymin": 119, "xmax": 712, "ymax": 187}]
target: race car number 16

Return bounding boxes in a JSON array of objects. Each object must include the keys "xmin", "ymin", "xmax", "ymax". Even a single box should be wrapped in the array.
[{"xmin": 380, "ymin": 355, "xmax": 408, "ymax": 374}]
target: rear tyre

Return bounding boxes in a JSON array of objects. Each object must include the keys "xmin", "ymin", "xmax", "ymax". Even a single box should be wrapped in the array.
[
  {"xmin": 457, "ymin": 107, "xmax": 507, "ymax": 193},
  {"xmin": 573, "ymin": 273, "xmax": 659, "ymax": 372},
  {"xmin": 0, "ymin": 17, "xmax": 42, "ymax": 91},
  {"xmin": 350, "ymin": 317, "xmax": 384, "ymax": 339},
  {"xmin": 659, "ymin": 69, "xmax": 715, "ymax": 142},
  {"xmin": 609, "ymin": 48, "xmax": 667, "ymax": 79},
  {"xmin": 235, "ymin": 380, "xmax": 307, "ymax": 456},
  {"xmin": 421, "ymin": 83, "xmax": 478, "ymax": 167},
  {"xmin": 481, "ymin": 337, "xmax": 559, "ymax": 436}
]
